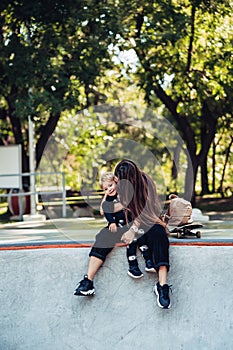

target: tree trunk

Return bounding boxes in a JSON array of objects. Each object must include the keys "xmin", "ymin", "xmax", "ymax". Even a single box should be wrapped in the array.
[
  {"xmin": 35, "ymin": 112, "xmax": 61, "ymax": 169},
  {"xmin": 200, "ymin": 156, "xmax": 210, "ymax": 195},
  {"xmin": 171, "ymin": 144, "xmax": 182, "ymax": 180},
  {"xmin": 218, "ymin": 136, "xmax": 233, "ymax": 197},
  {"xmin": 212, "ymin": 140, "xmax": 216, "ymax": 193}
]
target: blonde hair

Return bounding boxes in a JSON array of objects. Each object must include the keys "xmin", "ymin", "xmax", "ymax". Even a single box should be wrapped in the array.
[{"xmin": 99, "ymin": 172, "xmax": 115, "ymax": 189}]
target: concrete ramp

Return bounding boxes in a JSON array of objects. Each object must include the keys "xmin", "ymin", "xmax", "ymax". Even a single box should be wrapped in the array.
[{"xmin": 0, "ymin": 245, "xmax": 233, "ymax": 350}]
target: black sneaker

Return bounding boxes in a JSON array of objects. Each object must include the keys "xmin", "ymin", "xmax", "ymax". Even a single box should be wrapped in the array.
[
  {"xmin": 154, "ymin": 282, "xmax": 171, "ymax": 309},
  {"xmin": 128, "ymin": 265, "xmax": 144, "ymax": 279},
  {"xmin": 74, "ymin": 275, "xmax": 95, "ymax": 296},
  {"xmin": 145, "ymin": 259, "xmax": 156, "ymax": 273}
]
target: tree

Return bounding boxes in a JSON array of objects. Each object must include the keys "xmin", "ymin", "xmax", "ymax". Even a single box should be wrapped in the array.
[
  {"xmin": 0, "ymin": 0, "xmax": 119, "ymax": 179},
  {"xmin": 1, "ymin": 0, "xmax": 232, "ymax": 201},
  {"xmin": 107, "ymin": 0, "xmax": 233, "ymax": 200}
]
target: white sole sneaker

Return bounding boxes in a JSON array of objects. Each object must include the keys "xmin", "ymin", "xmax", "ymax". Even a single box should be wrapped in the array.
[
  {"xmin": 154, "ymin": 284, "xmax": 171, "ymax": 309},
  {"xmin": 74, "ymin": 288, "xmax": 95, "ymax": 296},
  {"xmin": 127, "ymin": 270, "xmax": 144, "ymax": 279},
  {"xmin": 145, "ymin": 267, "xmax": 156, "ymax": 273}
]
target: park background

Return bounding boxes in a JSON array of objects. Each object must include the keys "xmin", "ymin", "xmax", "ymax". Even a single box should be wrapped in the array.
[
  {"xmin": 0, "ymin": 0, "xmax": 232, "ymax": 220},
  {"xmin": 0, "ymin": 3, "xmax": 233, "ymax": 350}
]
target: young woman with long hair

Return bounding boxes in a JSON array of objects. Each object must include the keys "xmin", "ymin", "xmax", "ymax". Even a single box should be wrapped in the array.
[{"xmin": 74, "ymin": 159, "xmax": 171, "ymax": 309}]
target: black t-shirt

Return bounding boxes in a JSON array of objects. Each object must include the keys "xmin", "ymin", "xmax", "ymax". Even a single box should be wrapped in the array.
[{"xmin": 102, "ymin": 194, "xmax": 126, "ymax": 226}]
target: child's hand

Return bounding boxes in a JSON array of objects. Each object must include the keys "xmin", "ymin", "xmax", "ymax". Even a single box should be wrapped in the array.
[{"xmin": 109, "ymin": 223, "xmax": 117, "ymax": 232}]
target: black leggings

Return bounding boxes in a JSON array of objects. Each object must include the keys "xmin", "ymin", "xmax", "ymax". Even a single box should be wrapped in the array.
[{"xmin": 89, "ymin": 224, "xmax": 169, "ymax": 272}]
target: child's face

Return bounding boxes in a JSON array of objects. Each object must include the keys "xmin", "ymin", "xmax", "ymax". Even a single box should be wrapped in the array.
[{"xmin": 102, "ymin": 180, "xmax": 117, "ymax": 196}]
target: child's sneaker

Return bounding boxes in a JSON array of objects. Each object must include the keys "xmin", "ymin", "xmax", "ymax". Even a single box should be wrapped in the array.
[
  {"xmin": 128, "ymin": 264, "xmax": 144, "ymax": 279},
  {"xmin": 154, "ymin": 282, "xmax": 171, "ymax": 309},
  {"xmin": 74, "ymin": 275, "xmax": 95, "ymax": 296},
  {"xmin": 145, "ymin": 259, "xmax": 156, "ymax": 272}
]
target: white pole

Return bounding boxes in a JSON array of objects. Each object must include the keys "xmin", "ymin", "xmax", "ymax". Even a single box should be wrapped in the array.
[{"xmin": 28, "ymin": 115, "xmax": 36, "ymax": 215}]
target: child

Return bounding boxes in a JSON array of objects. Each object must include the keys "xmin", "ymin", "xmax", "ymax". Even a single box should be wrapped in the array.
[{"xmin": 99, "ymin": 172, "xmax": 155, "ymax": 278}]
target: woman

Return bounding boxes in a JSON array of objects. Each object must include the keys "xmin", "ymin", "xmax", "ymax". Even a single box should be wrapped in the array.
[{"xmin": 74, "ymin": 159, "xmax": 171, "ymax": 309}]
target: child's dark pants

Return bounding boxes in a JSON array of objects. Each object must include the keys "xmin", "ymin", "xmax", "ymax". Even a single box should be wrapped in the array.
[{"xmin": 89, "ymin": 224, "xmax": 169, "ymax": 271}]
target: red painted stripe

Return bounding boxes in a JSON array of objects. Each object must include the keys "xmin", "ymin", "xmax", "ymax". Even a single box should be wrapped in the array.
[
  {"xmin": 170, "ymin": 241, "xmax": 233, "ymax": 246},
  {"xmin": 0, "ymin": 241, "xmax": 232, "ymax": 251}
]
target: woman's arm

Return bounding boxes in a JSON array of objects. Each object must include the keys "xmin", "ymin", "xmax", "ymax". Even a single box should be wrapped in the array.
[
  {"xmin": 113, "ymin": 202, "xmax": 124, "ymax": 212},
  {"xmin": 121, "ymin": 221, "xmax": 140, "ymax": 244}
]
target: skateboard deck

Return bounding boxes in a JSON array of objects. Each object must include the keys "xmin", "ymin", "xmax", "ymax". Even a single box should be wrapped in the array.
[{"xmin": 169, "ymin": 222, "xmax": 203, "ymax": 239}]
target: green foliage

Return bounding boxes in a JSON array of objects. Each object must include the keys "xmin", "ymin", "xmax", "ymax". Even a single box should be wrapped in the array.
[
  {"xmin": 0, "ymin": 0, "xmax": 232, "ymax": 198},
  {"xmin": 105, "ymin": 0, "xmax": 232, "ymax": 196}
]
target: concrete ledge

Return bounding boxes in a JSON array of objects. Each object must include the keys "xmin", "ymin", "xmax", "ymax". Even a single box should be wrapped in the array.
[
  {"xmin": 23, "ymin": 213, "xmax": 46, "ymax": 222},
  {"xmin": 0, "ymin": 239, "xmax": 233, "ymax": 250},
  {"xmin": 0, "ymin": 246, "xmax": 233, "ymax": 350}
]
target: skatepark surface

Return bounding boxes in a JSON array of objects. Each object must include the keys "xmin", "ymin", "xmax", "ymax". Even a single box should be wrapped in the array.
[{"xmin": 0, "ymin": 241, "xmax": 233, "ymax": 350}]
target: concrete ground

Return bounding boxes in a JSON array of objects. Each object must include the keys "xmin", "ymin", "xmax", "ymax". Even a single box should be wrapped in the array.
[
  {"xmin": 0, "ymin": 214, "xmax": 233, "ymax": 350},
  {"xmin": 0, "ymin": 245, "xmax": 233, "ymax": 350},
  {"xmin": 0, "ymin": 216, "xmax": 233, "ymax": 246}
]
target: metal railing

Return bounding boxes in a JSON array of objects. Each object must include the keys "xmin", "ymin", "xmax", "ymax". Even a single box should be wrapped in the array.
[{"xmin": 0, "ymin": 171, "xmax": 66, "ymax": 220}]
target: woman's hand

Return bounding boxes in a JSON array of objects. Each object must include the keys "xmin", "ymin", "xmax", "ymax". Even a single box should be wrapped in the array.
[{"xmin": 121, "ymin": 229, "xmax": 135, "ymax": 245}]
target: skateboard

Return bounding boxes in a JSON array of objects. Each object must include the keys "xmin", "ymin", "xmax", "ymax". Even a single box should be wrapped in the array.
[{"xmin": 169, "ymin": 222, "xmax": 203, "ymax": 239}]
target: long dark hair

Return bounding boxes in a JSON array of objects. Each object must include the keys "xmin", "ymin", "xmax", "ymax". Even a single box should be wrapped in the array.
[{"xmin": 114, "ymin": 159, "xmax": 165, "ymax": 227}]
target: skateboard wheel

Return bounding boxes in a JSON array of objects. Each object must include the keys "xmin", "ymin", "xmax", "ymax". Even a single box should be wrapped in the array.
[
  {"xmin": 177, "ymin": 231, "xmax": 181, "ymax": 239},
  {"xmin": 196, "ymin": 231, "xmax": 201, "ymax": 238}
]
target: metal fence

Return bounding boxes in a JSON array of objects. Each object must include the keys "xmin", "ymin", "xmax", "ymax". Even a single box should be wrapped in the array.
[{"xmin": 0, "ymin": 171, "xmax": 66, "ymax": 220}]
